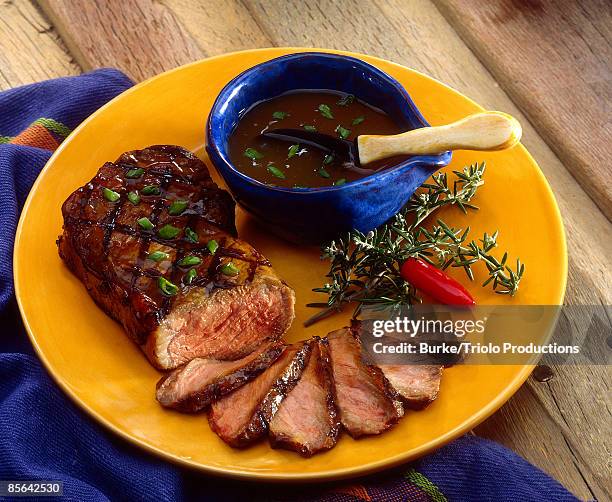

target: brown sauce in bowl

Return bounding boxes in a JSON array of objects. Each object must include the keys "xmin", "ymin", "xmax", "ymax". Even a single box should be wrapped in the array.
[{"xmin": 228, "ymin": 90, "xmax": 408, "ymax": 188}]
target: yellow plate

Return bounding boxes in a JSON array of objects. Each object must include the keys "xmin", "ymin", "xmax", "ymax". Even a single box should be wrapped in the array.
[{"xmin": 14, "ymin": 48, "xmax": 567, "ymax": 481}]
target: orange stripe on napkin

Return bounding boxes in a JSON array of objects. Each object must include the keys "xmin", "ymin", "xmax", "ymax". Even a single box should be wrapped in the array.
[{"xmin": 11, "ymin": 124, "xmax": 60, "ymax": 151}]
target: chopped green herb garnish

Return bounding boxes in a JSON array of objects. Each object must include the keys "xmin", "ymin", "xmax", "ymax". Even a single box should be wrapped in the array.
[
  {"xmin": 184, "ymin": 268, "xmax": 197, "ymax": 285},
  {"xmin": 337, "ymin": 94, "xmax": 355, "ymax": 106},
  {"xmin": 323, "ymin": 154, "xmax": 334, "ymax": 165},
  {"xmin": 267, "ymin": 165, "xmax": 286, "ymax": 179},
  {"xmin": 272, "ymin": 111, "xmax": 288, "ymax": 120},
  {"xmin": 126, "ymin": 168, "xmax": 144, "ymax": 178},
  {"xmin": 158, "ymin": 224, "xmax": 181, "ymax": 239},
  {"xmin": 148, "ymin": 250, "xmax": 169, "ymax": 262},
  {"xmin": 127, "ymin": 191, "xmax": 140, "ymax": 205},
  {"xmin": 102, "ymin": 187, "xmax": 120, "ymax": 202},
  {"xmin": 137, "ymin": 217, "xmax": 154, "ymax": 231},
  {"xmin": 244, "ymin": 148, "xmax": 263, "ymax": 160},
  {"xmin": 178, "ymin": 255, "xmax": 202, "ymax": 267},
  {"xmin": 220, "ymin": 262, "xmax": 240, "ymax": 276},
  {"xmin": 334, "ymin": 178, "xmax": 347, "ymax": 186},
  {"xmin": 303, "ymin": 125, "xmax": 317, "ymax": 132},
  {"xmin": 352, "ymin": 116, "xmax": 365, "ymax": 126},
  {"xmin": 207, "ymin": 239, "xmax": 218, "ymax": 255},
  {"xmin": 318, "ymin": 167, "xmax": 331, "ymax": 179},
  {"xmin": 168, "ymin": 200, "xmax": 188, "ymax": 216},
  {"xmin": 158, "ymin": 276, "xmax": 179, "ymax": 296},
  {"xmin": 287, "ymin": 144, "xmax": 300, "ymax": 158},
  {"xmin": 318, "ymin": 104, "xmax": 334, "ymax": 119},
  {"xmin": 185, "ymin": 226, "xmax": 198, "ymax": 243},
  {"xmin": 335, "ymin": 125, "xmax": 351, "ymax": 139},
  {"xmin": 141, "ymin": 185, "xmax": 161, "ymax": 196}
]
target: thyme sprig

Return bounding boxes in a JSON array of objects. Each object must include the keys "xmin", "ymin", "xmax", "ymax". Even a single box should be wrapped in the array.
[{"xmin": 306, "ymin": 162, "xmax": 525, "ymax": 326}]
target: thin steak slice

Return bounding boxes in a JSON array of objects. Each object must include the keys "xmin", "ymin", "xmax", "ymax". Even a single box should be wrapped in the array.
[
  {"xmin": 269, "ymin": 338, "xmax": 340, "ymax": 456},
  {"xmin": 327, "ymin": 327, "xmax": 403, "ymax": 438},
  {"xmin": 58, "ymin": 145, "xmax": 295, "ymax": 369},
  {"xmin": 377, "ymin": 365, "xmax": 443, "ymax": 410},
  {"xmin": 208, "ymin": 342, "xmax": 311, "ymax": 448},
  {"xmin": 156, "ymin": 340, "xmax": 286, "ymax": 412}
]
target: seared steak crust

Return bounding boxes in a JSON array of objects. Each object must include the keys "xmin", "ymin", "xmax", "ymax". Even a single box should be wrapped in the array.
[
  {"xmin": 156, "ymin": 341, "xmax": 286, "ymax": 412},
  {"xmin": 328, "ymin": 327, "xmax": 403, "ymax": 438},
  {"xmin": 58, "ymin": 145, "xmax": 295, "ymax": 369},
  {"xmin": 208, "ymin": 341, "xmax": 311, "ymax": 448},
  {"xmin": 269, "ymin": 338, "xmax": 340, "ymax": 456}
]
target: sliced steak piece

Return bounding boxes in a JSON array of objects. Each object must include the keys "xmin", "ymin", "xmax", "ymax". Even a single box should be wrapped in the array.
[
  {"xmin": 327, "ymin": 327, "xmax": 403, "ymax": 438},
  {"xmin": 156, "ymin": 341, "xmax": 286, "ymax": 412},
  {"xmin": 269, "ymin": 338, "xmax": 340, "ymax": 456},
  {"xmin": 58, "ymin": 145, "xmax": 295, "ymax": 370},
  {"xmin": 208, "ymin": 342, "xmax": 311, "ymax": 448},
  {"xmin": 377, "ymin": 365, "xmax": 443, "ymax": 410}
]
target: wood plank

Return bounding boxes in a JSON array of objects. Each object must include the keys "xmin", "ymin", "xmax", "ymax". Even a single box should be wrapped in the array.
[
  {"xmin": 159, "ymin": 0, "xmax": 271, "ymax": 54},
  {"xmin": 0, "ymin": 0, "xmax": 79, "ymax": 90},
  {"xmin": 434, "ymin": 0, "xmax": 612, "ymax": 220},
  {"xmin": 37, "ymin": 0, "xmax": 204, "ymax": 81}
]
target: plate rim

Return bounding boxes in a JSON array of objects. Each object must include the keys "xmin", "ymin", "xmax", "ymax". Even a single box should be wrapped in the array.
[{"xmin": 13, "ymin": 47, "xmax": 567, "ymax": 482}]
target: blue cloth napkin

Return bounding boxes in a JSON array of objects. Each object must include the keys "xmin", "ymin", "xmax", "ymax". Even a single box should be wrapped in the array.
[{"xmin": 0, "ymin": 70, "xmax": 579, "ymax": 502}]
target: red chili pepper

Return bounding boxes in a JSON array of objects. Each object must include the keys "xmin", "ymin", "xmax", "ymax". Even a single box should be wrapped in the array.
[{"xmin": 400, "ymin": 257, "xmax": 475, "ymax": 306}]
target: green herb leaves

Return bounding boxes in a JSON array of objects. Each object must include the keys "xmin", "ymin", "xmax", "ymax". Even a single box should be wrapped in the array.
[
  {"xmin": 185, "ymin": 227, "xmax": 198, "ymax": 243},
  {"xmin": 333, "ymin": 178, "xmax": 347, "ymax": 186},
  {"xmin": 318, "ymin": 104, "xmax": 334, "ymax": 119},
  {"xmin": 158, "ymin": 276, "xmax": 178, "ymax": 296},
  {"xmin": 317, "ymin": 167, "xmax": 331, "ymax": 179},
  {"xmin": 220, "ymin": 262, "xmax": 240, "ymax": 276},
  {"xmin": 127, "ymin": 191, "xmax": 140, "ymax": 205},
  {"xmin": 303, "ymin": 125, "xmax": 317, "ymax": 132},
  {"xmin": 137, "ymin": 217, "xmax": 154, "ymax": 231},
  {"xmin": 158, "ymin": 224, "xmax": 181, "ymax": 240},
  {"xmin": 272, "ymin": 111, "xmax": 288, "ymax": 120},
  {"xmin": 178, "ymin": 255, "xmax": 201, "ymax": 267},
  {"xmin": 207, "ymin": 239, "xmax": 219, "ymax": 255},
  {"xmin": 352, "ymin": 116, "xmax": 365, "ymax": 126},
  {"xmin": 287, "ymin": 144, "xmax": 300, "ymax": 158},
  {"xmin": 337, "ymin": 94, "xmax": 355, "ymax": 106},
  {"xmin": 168, "ymin": 200, "xmax": 188, "ymax": 216},
  {"xmin": 244, "ymin": 148, "xmax": 263, "ymax": 160},
  {"xmin": 141, "ymin": 185, "xmax": 161, "ymax": 196},
  {"xmin": 267, "ymin": 165, "xmax": 286, "ymax": 179},
  {"xmin": 147, "ymin": 250, "xmax": 169, "ymax": 262},
  {"xmin": 335, "ymin": 125, "xmax": 351, "ymax": 139},
  {"xmin": 125, "ymin": 167, "xmax": 144, "ymax": 179},
  {"xmin": 102, "ymin": 187, "xmax": 120, "ymax": 202}
]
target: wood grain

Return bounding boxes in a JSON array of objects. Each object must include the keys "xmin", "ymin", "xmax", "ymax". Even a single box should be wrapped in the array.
[
  {"xmin": 434, "ymin": 0, "xmax": 612, "ymax": 221},
  {"xmin": 0, "ymin": 0, "xmax": 79, "ymax": 90},
  {"xmin": 38, "ymin": 0, "xmax": 204, "ymax": 81},
  {"xmin": 2, "ymin": 0, "xmax": 608, "ymax": 497}
]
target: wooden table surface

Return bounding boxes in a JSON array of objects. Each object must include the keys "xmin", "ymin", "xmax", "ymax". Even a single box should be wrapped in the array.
[{"xmin": 1, "ymin": 1, "xmax": 610, "ymax": 499}]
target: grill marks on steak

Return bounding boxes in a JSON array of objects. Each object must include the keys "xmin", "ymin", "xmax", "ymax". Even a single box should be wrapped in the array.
[
  {"xmin": 208, "ymin": 342, "xmax": 311, "ymax": 447},
  {"xmin": 58, "ymin": 145, "xmax": 295, "ymax": 369},
  {"xmin": 327, "ymin": 327, "xmax": 403, "ymax": 438},
  {"xmin": 377, "ymin": 365, "xmax": 443, "ymax": 410},
  {"xmin": 269, "ymin": 338, "xmax": 340, "ymax": 456},
  {"xmin": 156, "ymin": 341, "xmax": 286, "ymax": 412}
]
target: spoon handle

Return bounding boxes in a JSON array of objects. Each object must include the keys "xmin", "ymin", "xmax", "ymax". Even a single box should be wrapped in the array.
[{"xmin": 357, "ymin": 111, "xmax": 522, "ymax": 165}]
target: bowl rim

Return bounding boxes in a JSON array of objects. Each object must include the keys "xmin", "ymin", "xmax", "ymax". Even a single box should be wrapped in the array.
[{"xmin": 206, "ymin": 51, "xmax": 452, "ymax": 193}]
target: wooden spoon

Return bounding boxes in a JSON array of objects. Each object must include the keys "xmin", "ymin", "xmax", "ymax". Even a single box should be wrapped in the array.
[{"xmin": 262, "ymin": 111, "xmax": 522, "ymax": 167}]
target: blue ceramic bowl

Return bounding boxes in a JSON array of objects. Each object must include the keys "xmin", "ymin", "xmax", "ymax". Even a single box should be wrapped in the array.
[{"xmin": 206, "ymin": 52, "xmax": 452, "ymax": 244}]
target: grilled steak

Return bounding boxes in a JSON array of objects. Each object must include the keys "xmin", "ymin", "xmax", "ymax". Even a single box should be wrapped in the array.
[
  {"xmin": 269, "ymin": 338, "xmax": 340, "ymax": 456},
  {"xmin": 58, "ymin": 145, "xmax": 295, "ymax": 369},
  {"xmin": 378, "ymin": 364, "xmax": 442, "ymax": 410},
  {"xmin": 156, "ymin": 340, "xmax": 286, "ymax": 412},
  {"xmin": 327, "ymin": 327, "xmax": 403, "ymax": 437},
  {"xmin": 208, "ymin": 342, "xmax": 311, "ymax": 447}
]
